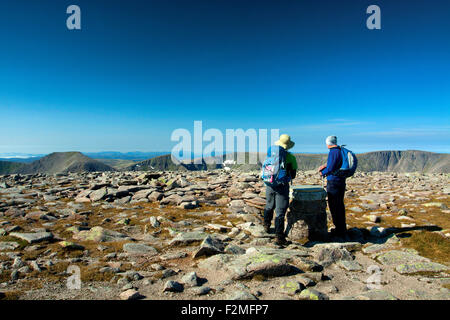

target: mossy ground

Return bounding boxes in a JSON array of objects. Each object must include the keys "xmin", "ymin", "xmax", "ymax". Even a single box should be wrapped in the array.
[
  {"xmin": 342, "ymin": 192, "xmax": 450, "ymax": 267},
  {"xmin": 400, "ymin": 231, "xmax": 450, "ymax": 265}
]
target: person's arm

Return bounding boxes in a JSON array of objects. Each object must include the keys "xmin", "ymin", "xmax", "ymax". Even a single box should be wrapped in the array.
[
  {"xmin": 288, "ymin": 166, "xmax": 296, "ymax": 180},
  {"xmin": 286, "ymin": 153, "xmax": 297, "ymax": 180},
  {"xmin": 321, "ymin": 149, "xmax": 340, "ymax": 177}
]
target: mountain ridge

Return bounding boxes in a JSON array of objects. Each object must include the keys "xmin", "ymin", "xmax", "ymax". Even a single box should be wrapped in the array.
[
  {"xmin": 0, "ymin": 150, "xmax": 448, "ymax": 175},
  {"xmin": 12, "ymin": 152, "xmax": 115, "ymax": 174},
  {"xmin": 125, "ymin": 150, "xmax": 450, "ymax": 174}
]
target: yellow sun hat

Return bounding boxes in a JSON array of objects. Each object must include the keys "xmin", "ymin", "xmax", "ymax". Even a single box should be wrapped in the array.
[{"xmin": 274, "ymin": 134, "xmax": 295, "ymax": 150}]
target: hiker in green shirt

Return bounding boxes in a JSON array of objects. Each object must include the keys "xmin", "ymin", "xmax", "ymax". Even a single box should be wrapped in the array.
[{"xmin": 262, "ymin": 134, "xmax": 298, "ymax": 246}]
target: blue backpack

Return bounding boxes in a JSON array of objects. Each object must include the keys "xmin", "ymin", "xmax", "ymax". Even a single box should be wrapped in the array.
[
  {"xmin": 333, "ymin": 145, "xmax": 358, "ymax": 178},
  {"xmin": 261, "ymin": 145, "xmax": 290, "ymax": 186}
]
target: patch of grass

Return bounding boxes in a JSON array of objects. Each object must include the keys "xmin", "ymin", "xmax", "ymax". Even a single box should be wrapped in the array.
[
  {"xmin": 0, "ymin": 270, "xmax": 11, "ymax": 283},
  {"xmin": 0, "ymin": 290, "xmax": 22, "ymax": 300},
  {"xmin": 79, "ymin": 266, "xmax": 116, "ymax": 282},
  {"xmin": 21, "ymin": 240, "xmax": 58, "ymax": 260},
  {"xmin": 0, "ymin": 236, "xmax": 29, "ymax": 250},
  {"xmin": 416, "ymin": 197, "xmax": 450, "ymax": 231},
  {"xmin": 37, "ymin": 261, "xmax": 72, "ymax": 282},
  {"xmin": 400, "ymin": 231, "xmax": 450, "ymax": 265},
  {"xmin": 341, "ymin": 194, "xmax": 450, "ymax": 235},
  {"xmin": 151, "ymin": 270, "xmax": 164, "ymax": 280},
  {"xmin": 402, "ymin": 270, "xmax": 450, "ymax": 277},
  {"xmin": 7, "ymin": 278, "xmax": 44, "ymax": 292},
  {"xmin": 20, "ymin": 279, "xmax": 44, "ymax": 290}
]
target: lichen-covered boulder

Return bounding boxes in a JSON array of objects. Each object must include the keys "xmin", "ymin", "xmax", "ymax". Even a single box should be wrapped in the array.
[
  {"xmin": 376, "ymin": 250, "xmax": 429, "ymax": 266},
  {"xmin": 395, "ymin": 262, "xmax": 449, "ymax": 274},
  {"xmin": 298, "ymin": 288, "xmax": 329, "ymax": 300},
  {"xmin": 123, "ymin": 243, "xmax": 158, "ymax": 256},
  {"xmin": 10, "ymin": 232, "xmax": 53, "ymax": 244},
  {"xmin": 343, "ymin": 290, "xmax": 398, "ymax": 300},
  {"xmin": 193, "ymin": 236, "xmax": 224, "ymax": 258},
  {"xmin": 198, "ymin": 246, "xmax": 311, "ymax": 280},
  {"xmin": 73, "ymin": 226, "xmax": 131, "ymax": 242},
  {"xmin": 169, "ymin": 231, "xmax": 208, "ymax": 246},
  {"xmin": 280, "ymin": 281, "xmax": 305, "ymax": 295}
]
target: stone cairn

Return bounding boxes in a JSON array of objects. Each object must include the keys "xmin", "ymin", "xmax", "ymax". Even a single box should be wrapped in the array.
[{"xmin": 286, "ymin": 185, "xmax": 328, "ymax": 241}]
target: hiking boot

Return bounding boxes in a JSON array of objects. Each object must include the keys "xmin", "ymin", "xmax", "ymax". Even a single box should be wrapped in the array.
[
  {"xmin": 328, "ymin": 228, "xmax": 348, "ymax": 242},
  {"xmin": 275, "ymin": 235, "xmax": 290, "ymax": 246},
  {"xmin": 264, "ymin": 223, "xmax": 271, "ymax": 234}
]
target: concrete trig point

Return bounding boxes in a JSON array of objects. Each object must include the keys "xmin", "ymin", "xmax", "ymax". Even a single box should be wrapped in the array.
[{"xmin": 286, "ymin": 185, "xmax": 328, "ymax": 241}]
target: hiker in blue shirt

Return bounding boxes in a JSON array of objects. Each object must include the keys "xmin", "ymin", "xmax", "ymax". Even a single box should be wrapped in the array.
[{"xmin": 318, "ymin": 135, "xmax": 347, "ymax": 238}]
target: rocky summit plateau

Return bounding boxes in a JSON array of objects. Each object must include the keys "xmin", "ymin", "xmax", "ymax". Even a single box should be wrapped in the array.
[{"xmin": 0, "ymin": 169, "xmax": 449, "ymax": 300}]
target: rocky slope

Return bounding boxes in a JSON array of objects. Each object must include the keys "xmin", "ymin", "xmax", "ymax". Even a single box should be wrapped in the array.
[
  {"xmin": 95, "ymin": 159, "xmax": 139, "ymax": 171},
  {"xmin": 126, "ymin": 154, "xmax": 221, "ymax": 172},
  {"xmin": 0, "ymin": 169, "xmax": 448, "ymax": 300},
  {"xmin": 356, "ymin": 150, "xmax": 450, "ymax": 173},
  {"xmin": 13, "ymin": 152, "xmax": 114, "ymax": 175},
  {"xmin": 0, "ymin": 161, "xmax": 26, "ymax": 175}
]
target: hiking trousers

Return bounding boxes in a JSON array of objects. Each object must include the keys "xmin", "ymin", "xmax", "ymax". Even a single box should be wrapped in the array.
[
  {"xmin": 326, "ymin": 179, "xmax": 347, "ymax": 235},
  {"xmin": 264, "ymin": 183, "xmax": 290, "ymax": 236}
]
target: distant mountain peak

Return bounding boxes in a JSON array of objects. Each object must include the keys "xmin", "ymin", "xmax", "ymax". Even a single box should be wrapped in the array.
[{"xmin": 14, "ymin": 151, "xmax": 115, "ymax": 174}]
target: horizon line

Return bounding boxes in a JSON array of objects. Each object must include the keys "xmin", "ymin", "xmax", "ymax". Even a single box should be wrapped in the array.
[{"xmin": 0, "ymin": 148, "xmax": 449, "ymax": 160}]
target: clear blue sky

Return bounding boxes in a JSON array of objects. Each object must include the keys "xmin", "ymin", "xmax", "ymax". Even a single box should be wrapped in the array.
[{"xmin": 0, "ymin": 0, "xmax": 449, "ymax": 154}]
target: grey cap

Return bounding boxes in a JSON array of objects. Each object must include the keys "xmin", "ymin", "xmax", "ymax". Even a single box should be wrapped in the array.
[{"xmin": 326, "ymin": 135, "xmax": 337, "ymax": 146}]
